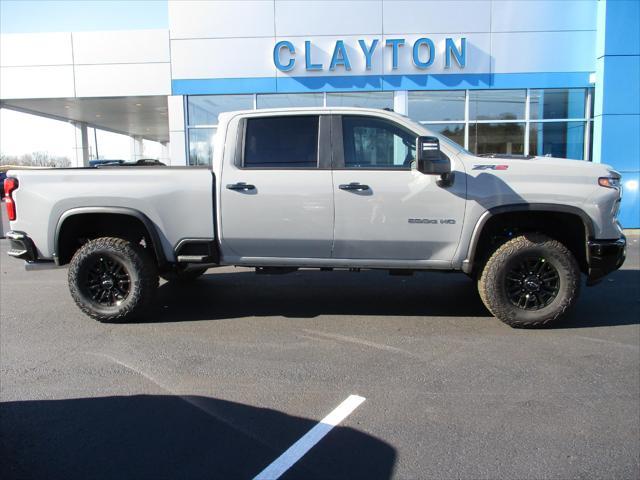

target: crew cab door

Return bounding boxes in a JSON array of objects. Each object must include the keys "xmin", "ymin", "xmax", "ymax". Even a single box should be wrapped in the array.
[
  {"xmin": 331, "ymin": 114, "xmax": 466, "ymax": 262},
  {"xmin": 220, "ymin": 114, "xmax": 334, "ymax": 259}
]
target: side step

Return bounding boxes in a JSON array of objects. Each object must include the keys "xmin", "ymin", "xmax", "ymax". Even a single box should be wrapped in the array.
[
  {"xmin": 177, "ymin": 255, "xmax": 211, "ymax": 263},
  {"xmin": 255, "ymin": 267, "xmax": 299, "ymax": 275},
  {"xmin": 175, "ymin": 239, "xmax": 219, "ymax": 264}
]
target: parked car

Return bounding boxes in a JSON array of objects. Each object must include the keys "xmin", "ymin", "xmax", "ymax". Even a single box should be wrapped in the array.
[
  {"xmin": 0, "ymin": 171, "xmax": 6, "ymax": 199},
  {"xmin": 4, "ymin": 108, "xmax": 625, "ymax": 327},
  {"xmin": 89, "ymin": 159, "xmax": 126, "ymax": 167},
  {"xmin": 132, "ymin": 159, "xmax": 166, "ymax": 166},
  {"xmin": 92, "ymin": 159, "xmax": 166, "ymax": 168}
]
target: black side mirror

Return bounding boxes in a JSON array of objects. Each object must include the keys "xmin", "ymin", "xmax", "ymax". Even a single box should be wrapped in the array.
[{"xmin": 416, "ymin": 136, "xmax": 451, "ymax": 175}]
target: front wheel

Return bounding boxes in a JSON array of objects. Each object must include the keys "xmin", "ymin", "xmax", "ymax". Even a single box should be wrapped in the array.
[
  {"xmin": 478, "ymin": 233, "xmax": 581, "ymax": 328},
  {"xmin": 68, "ymin": 237, "xmax": 158, "ymax": 322}
]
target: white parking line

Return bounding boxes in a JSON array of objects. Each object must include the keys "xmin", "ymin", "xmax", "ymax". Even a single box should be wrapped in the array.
[{"xmin": 253, "ymin": 394, "xmax": 366, "ymax": 480}]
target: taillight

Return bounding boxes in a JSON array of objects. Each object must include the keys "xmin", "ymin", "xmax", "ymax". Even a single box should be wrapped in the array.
[{"xmin": 4, "ymin": 177, "xmax": 18, "ymax": 221}]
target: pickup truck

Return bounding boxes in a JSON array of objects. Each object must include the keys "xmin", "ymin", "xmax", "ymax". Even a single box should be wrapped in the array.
[{"xmin": 4, "ymin": 107, "xmax": 626, "ymax": 328}]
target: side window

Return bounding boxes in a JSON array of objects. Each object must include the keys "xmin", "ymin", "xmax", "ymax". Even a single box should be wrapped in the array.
[
  {"xmin": 244, "ymin": 116, "xmax": 319, "ymax": 168},
  {"xmin": 341, "ymin": 116, "xmax": 416, "ymax": 169}
]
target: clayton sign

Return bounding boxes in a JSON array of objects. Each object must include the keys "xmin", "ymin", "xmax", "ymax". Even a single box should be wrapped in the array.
[{"xmin": 273, "ymin": 37, "xmax": 466, "ymax": 72}]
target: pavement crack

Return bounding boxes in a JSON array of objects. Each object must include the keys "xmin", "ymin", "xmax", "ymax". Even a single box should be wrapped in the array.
[{"xmin": 301, "ymin": 328, "xmax": 423, "ymax": 360}]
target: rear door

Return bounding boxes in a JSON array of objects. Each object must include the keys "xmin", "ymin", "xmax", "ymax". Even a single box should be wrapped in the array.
[
  {"xmin": 331, "ymin": 114, "xmax": 466, "ymax": 262},
  {"xmin": 220, "ymin": 114, "xmax": 334, "ymax": 259}
]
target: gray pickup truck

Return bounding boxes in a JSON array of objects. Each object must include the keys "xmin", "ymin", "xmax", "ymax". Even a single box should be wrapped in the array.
[{"xmin": 4, "ymin": 107, "xmax": 626, "ymax": 327}]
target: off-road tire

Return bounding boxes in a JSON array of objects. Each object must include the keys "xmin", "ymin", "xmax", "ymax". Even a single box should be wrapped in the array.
[
  {"xmin": 68, "ymin": 237, "xmax": 158, "ymax": 322},
  {"xmin": 478, "ymin": 233, "xmax": 580, "ymax": 328},
  {"xmin": 161, "ymin": 266, "xmax": 208, "ymax": 283}
]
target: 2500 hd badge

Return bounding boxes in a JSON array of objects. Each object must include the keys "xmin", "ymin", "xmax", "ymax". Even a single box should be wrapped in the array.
[{"xmin": 408, "ymin": 218, "xmax": 457, "ymax": 224}]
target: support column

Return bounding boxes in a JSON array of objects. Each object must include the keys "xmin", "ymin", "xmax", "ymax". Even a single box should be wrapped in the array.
[
  {"xmin": 131, "ymin": 136, "xmax": 144, "ymax": 161},
  {"xmin": 168, "ymin": 95, "xmax": 187, "ymax": 166},
  {"xmin": 393, "ymin": 90, "xmax": 408, "ymax": 115},
  {"xmin": 72, "ymin": 121, "xmax": 89, "ymax": 167},
  {"xmin": 160, "ymin": 142, "xmax": 170, "ymax": 163},
  {"xmin": 593, "ymin": 0, "xmax": 640, "ymax": 227}
]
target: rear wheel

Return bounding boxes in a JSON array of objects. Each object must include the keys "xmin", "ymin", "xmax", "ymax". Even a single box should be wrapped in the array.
[
  {"xmin": 478, "ymin": 233, "xmax": 580, "ymax": 328},
  {"xmin": 68, "ymin": 237, "xmax": 158, "ymax": 322}
]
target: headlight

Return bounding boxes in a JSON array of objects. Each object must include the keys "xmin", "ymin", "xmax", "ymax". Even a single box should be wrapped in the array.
[{"xmin": 598, "ymin": 176, "xmax": 621, "ymax": 189}]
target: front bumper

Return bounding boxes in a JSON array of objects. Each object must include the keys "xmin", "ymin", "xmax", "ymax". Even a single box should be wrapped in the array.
[{"xmin": 586, "ymin": 235, "xmax": 626, "ymax": 285}]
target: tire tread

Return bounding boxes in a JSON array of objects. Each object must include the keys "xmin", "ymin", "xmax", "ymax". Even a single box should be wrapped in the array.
[
  {"xmin": 478, "ymin": 233, "xmax": 580, "ymax": 328},
  {"xmin": 68, "ymin": 237, "xmax": 158, "ymax": 323}
]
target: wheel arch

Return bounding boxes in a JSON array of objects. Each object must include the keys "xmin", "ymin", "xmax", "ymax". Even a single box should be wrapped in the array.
[
  {"xmin": 54, "ymin": 207, "xmax": 168, "ymax": 267},
  {"xmin": 463, "ymin": 203, "xmax": 594, "ymax": 276}
]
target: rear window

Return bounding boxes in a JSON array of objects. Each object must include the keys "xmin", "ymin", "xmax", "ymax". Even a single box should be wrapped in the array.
[{"xmin": 243, "ymin": 116, "xmax": 319, "ymax": 168}]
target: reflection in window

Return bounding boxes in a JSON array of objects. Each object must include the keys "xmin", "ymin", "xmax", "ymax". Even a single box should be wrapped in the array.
[
  {"xmin": 423, "ymin": 123, "xmax": 465, "ymax": 147},
  {"xmin": 408, "ymin": 91, "xmax": 465, "ymax": 121},
  {"xmin": 188, "ymin": 95, "xmax": 253, "ymax": 126},
  {"xmin": 470, "ymin": 123, "xmax": 525, "ymax": 155},
  {"xmin": 188, "ymin": 128, "xmax": 215, "ymax": 166},
  {"xmin": 529, "ymin": 122, "xmax": 585, "ymax": 160},
  {"xmin": 342, "ymin": 116, "xmax": 415, "ymax": 169},
  {"xmin": 244, "ymin": 116, "xmax": 319, "ymax": 168},
  {"xmin": 469, "ymin": 90, "xmax": 526, "ymax": 121},
  {"xmin": 327, "ymin": 92, "xmax": 393, "ymax": 110},
  {"xmin": 530, "ymin": 89, "xmax": 585, "ymax": 120},
  {"xmin": 257, "ymin": 93, "xmax": 323, "ymax": 109}
]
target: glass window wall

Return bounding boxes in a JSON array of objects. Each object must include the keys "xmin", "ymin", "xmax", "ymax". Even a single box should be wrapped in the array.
[
  {"xmin": 469, "ymin": 90, "xmax": 526, "ymax": 121},
  {"xmin": 529, "ymin": 121, "xmax": 585, "ymax": 160},
  {"xmin": 423, "ymin": 123, "xmax": 465, "ymax": 147},
  {"xmin": 257, "ymin": 93, "xmax": 323, "ymax": 109},
  {"xmin": 188, "ymin": 95, "xmax": 253, "ymax": 126},
  {"xmin": 408, "ymin": 88, "xmax": 592, "ymax": 159},
  {"xmin": 530, "ymin": 89, "xmax": 586, "ymax": 120},
  {"xmin": 470, "ymin": 123, "xmax": 526, "ymax": 155},
  {"xmin": 408, "ymin": 91, "xmax": 465, "ymax": 121},
  {"xmin": 186, "ymin": 88, "xmax": 593, "ymax": 166},
  {"xmin": 326, "ymin": 92, "xmax": 393, "ymax": 109},
  {"xmin": 188, "ymin": 128, "xmax": 215, "ymax": 166}
]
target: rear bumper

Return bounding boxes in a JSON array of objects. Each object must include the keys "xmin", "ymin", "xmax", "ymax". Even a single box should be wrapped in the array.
[
  {"xmin": 6, "ymin": 230, "xmax": 38, "ymax": 261},
  {"xmin": 586, "ymin": 235, "xmax": 626, "ymax": 285},
  {"xmin": 5, "ymin": 230, "xmax": 57, "ymax": 268}
]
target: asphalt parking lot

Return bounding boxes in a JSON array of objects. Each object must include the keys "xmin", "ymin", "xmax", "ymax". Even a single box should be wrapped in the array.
[{"xmin": 1, "ymin": 234, "xmax": 639, "ymax": 480}]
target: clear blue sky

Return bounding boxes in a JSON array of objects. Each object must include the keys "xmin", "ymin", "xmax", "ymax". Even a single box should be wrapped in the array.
[{"xmin": 0, "ymin": 0, "xmax": 168, "ymax": 33}]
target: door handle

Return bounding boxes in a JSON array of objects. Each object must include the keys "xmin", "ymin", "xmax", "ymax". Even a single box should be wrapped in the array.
[
  {"xmin": 226, "ymin": 182, "xmax": 256, "ymax": 191},
  {"xmin": 339, "ymin": 182, "xmax": 370, "ymax": 191}
]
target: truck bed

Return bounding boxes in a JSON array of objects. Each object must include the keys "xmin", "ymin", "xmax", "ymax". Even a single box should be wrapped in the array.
[{"xmin": 7, "ymin": 166, "xmax": 215, "ymax": 262}]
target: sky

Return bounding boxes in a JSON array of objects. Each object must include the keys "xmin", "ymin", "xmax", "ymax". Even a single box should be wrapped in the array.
[
  {"xmin": 0, "ymin": 0, "xmax": 168, "ymax": 33},
  {"xmin": 0, "ymin": 0, "xmax": 167, "ymax": 161}
]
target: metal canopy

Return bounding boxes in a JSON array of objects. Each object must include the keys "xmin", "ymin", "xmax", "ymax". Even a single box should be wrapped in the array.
[{"xmin": 0, "ymin": 96, "xmax": 169, "ymax": 143}]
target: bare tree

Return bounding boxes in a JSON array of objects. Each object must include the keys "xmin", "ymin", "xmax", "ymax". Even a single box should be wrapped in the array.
[{"xmin": 0, "ymin": 152, "xmax": 70, "ymax": 168}]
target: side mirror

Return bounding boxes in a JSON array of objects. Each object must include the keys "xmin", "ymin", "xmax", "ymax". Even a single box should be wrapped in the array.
[{"xmin": 416, "ymin": 136, "xmax": 451, "ymax": 175}]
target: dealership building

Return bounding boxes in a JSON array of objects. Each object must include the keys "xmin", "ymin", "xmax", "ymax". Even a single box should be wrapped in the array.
[{"xmin": 0, "ymin": 0, "xmax": 638, "ymax": 226}]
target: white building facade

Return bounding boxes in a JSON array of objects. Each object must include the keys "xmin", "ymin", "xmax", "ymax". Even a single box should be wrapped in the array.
[{"xmin": 0, "ymin": 0, "xmax": 638, "ymax": 226}]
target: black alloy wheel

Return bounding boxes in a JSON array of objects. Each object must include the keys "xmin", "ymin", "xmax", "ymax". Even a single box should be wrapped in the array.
[
  {"xmin": 505, "ymin": 256, "xmax": 560, "ymax": 310},
  {"xmin": 85, "ymin": 254, "xmax": 131, "ymax": 306}
]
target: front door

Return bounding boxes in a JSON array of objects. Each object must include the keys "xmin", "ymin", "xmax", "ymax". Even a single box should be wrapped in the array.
[
  {"xmin": 331, "ymin": 114, "xmax": 466, "ymax": 262},
  {"xmin": 220, "ymin": 114, "xmax": 334, "ymax": 259}
]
